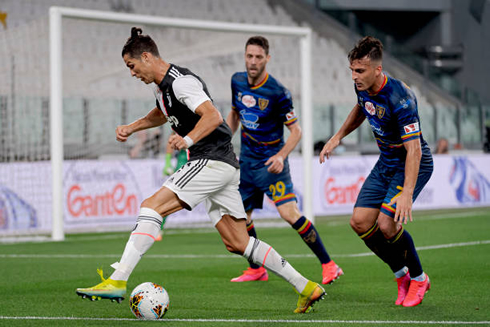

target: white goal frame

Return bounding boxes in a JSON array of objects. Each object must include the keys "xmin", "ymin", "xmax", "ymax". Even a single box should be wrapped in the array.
[{"xmin": 49, "ymin": 6, "xmax": 313, "ymax": 241}]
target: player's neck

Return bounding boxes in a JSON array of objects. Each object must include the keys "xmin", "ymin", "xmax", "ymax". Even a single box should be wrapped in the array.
[
  {"xmin": 154, "ymin": 60, "xmax": 171, "ymax": 85},
  {"xmin": 248, "ymin": 71, "xmax": 268, "ymax": 87},
  {"xmin": 368, "ymin": 73, "xmax": 386, "ymax": 95}
]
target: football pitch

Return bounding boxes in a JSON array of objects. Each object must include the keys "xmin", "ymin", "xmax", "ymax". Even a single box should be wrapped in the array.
[{"xmin": 1, "ymin": 208, "xmax": 489, "ymax": 327}]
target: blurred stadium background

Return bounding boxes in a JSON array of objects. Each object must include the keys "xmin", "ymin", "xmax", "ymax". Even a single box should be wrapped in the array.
[{"xmin": 0, "ymin": 0, "xmax": 489, "ymax": 240}]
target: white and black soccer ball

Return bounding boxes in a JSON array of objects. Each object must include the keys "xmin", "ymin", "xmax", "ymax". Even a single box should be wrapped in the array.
[{"xmin": 129, "ymin": 282, "xmax": 170, "ymax": 320}]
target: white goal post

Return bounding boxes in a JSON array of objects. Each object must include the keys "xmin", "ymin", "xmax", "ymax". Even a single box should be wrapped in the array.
[{"xmin": 49, "ymin": 6, "xmax": 313, "ymax": 241}]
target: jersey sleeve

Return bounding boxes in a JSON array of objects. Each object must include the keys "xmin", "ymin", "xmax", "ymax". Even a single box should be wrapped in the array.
[
  {"xmin": 394, "ymin": 91, "xmax": 421, "ymax": 143},
  {"xmin": 278, "ymin": 88, "xmax": 297, "ymax": 126},
  {"xmin": 173, "ymin": 75, "xmax": 211, "ymax": 112},
  {"xmin": 231, "ymin": 75, "xmax": 238, "ymax": 112}
]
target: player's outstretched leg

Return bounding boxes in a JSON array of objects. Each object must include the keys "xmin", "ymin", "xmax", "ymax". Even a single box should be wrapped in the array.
[
  {"xmin": 295, "ymin": 280, "xmax": 326, "ymax": 313},
  {"xmin": 231, "ymin": 221, "xmax": 268, "ymax": 282},
  {"xmin": 76, "ymin": 207, "xmax": 163, "ymax": 302},
  {"xmin": 243, "ymin": 236, "xmax": 325, "ymax": 313},
  {"xmin": 76, "ymin": 268, "xmax": 126, "ymax": 303}
]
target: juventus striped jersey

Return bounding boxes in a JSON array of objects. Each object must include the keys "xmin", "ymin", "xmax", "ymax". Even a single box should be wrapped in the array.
[
  {"xmin": 154, "ymin": 64, "xmax": 238, "ymax": 168},
  {"xmin": 355, "ymin": 73, "xmax": 432, "ymax": 169}
]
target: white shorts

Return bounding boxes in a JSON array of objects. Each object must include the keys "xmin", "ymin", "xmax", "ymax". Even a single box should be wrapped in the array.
[{"xmin": 163, "ymin": 159, "xmax": 246, "ymax": 226}]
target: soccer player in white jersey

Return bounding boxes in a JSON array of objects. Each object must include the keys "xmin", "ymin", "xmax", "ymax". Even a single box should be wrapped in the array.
[{"xmin": 76, "ymin": 27, "xmax": 325, "ymax": 314}]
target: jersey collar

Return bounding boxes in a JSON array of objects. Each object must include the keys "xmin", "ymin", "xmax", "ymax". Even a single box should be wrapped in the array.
[
  {"xmin": 370, "ymin": 73, "xmax": 388, "ymax": 96},
  {"xmin": 158, "ymin": 64, "xmax": 174, "ymax": 91},
  {"xmin": 250, "ymin": 73, "xmax": 269, "ymax": 90}
]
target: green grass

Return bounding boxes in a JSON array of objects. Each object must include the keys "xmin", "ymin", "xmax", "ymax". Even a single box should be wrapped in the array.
[{"xmin": 1, "ymin": 208, "xmax": 489, "ymax": 327}]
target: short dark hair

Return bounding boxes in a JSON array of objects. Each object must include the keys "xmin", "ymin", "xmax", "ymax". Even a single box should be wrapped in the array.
[
  {"xmin": 121, "ymin": 27, "xmax": 160, "ymax": 59},
  {"xmin": 348, "ymin": 36, "xmax": 383, "ymax": 63},
  {"xmin": 246, "ymin": 36, "xmax": 269, "ymax": 55}
]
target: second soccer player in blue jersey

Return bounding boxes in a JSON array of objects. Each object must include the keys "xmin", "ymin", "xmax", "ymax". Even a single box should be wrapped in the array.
[
  {"xmin": 226, "ymin": 36, "xmax": 342, "ymax": 284},
  {"xmin": 320, "ymin": 36, "xmax": 433, "ymax": 307}
]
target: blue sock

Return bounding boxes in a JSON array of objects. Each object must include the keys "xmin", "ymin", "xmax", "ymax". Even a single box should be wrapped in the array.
[
  {"xmin": 359, "ymin": 222, "xmax": 405, "ymax": 273},
  {"xmin": 292, "ymin": 216, "xmax": 331, "ymax": 264},
  {"xmin": 388, "ymin": 228, "xmax": 423, "ymax": 278}
]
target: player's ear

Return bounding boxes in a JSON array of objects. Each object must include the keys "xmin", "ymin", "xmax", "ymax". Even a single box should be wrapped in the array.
[{"xmin": 141, "ymin": 52, "xmax": 151, "ymax": 64}]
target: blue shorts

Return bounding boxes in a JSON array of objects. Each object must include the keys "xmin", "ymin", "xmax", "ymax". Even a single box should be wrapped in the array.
[
  {"xmin": 239, "ymin": 157, "xmax": 297, "ymax": 211},
  {"xmin": 355, "ymin": 159, "xmax": 433, "ymax": 218}
]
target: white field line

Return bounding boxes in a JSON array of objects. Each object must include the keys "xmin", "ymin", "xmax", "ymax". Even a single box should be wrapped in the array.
[
  {"xmin": 1, "ymin": 240, "xmax": 489, "ymax": 259},
  {"xmin": 0, "ymin": 316, "xmax": 489, "ymax": 325},
  {"xmin": 416, "ymin": 210, "xmax": 490, "ymax": 221},
  {"xmin": 1, "ymin": 210, "xmax": 487, "ymax": 244}
]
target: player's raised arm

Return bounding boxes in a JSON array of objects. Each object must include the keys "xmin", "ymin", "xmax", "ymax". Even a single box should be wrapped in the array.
[
  {"xmin": 320, "ymin": 104, "xmax": 365, "ymax": 163},
  {"xmin": 116, "ymin": 106, "xmax": 167, "ymax": 142}
]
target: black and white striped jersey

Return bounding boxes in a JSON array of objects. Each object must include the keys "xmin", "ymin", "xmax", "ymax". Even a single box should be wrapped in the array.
[{"xmin": 153, "ymin": 64, "xmax": 238, "ymax": 168}]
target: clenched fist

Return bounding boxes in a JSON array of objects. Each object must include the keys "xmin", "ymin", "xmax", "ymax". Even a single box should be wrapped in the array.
[{"xmin": 116, "ymin": 125, "xmax": 133, "ymax": 142}]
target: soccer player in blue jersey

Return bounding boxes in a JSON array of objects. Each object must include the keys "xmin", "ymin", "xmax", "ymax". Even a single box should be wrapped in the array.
[
  {"xmin": 226, "ymin": 36, "xmax": 343, "ymax": 284},
  {"xmin": 320, "ymin": 36, "xmax": 433, "ymax": 307}
]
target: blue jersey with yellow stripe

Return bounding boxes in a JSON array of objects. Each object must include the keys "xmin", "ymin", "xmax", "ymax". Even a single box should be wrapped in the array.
[
  {"xmin": 231, "ymin": 72, "xmax": 297, "ymax": 161},
  {"xmin": 356, "ymin": 74, "xmax": 432, "ymax": 168}
]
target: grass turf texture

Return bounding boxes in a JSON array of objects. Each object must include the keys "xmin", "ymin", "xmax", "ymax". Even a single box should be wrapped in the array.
[{"xmin": 0, "ymin": 208, "xmax": 489, "ymax": 327}]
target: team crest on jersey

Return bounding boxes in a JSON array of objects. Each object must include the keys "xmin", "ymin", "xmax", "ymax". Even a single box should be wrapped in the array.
[
  {"xmin": 376, "ymin": 105, "xmax": 385, "ymax": 119},
  {"xmin": 258, "ymin": 98, "xmax": 269, "ymax": 110},
  {"xmin": 365, "ymin": 102, "xmax": 376, "ymax": 115},
  {"xmin": 242, "ymin": 95, "xmax": 256, "ymax": 108}
]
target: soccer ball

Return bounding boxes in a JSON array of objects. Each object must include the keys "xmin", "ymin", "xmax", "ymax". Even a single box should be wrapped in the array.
[{"xmin": 129, "ymin": 282, "xmax": 170, "ymax": 320}]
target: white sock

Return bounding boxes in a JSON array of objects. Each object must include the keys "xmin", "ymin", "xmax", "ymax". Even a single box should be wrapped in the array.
[
  {"xmin": 110, "ymin": 207, "xmax": 162, "ymax": 281},
  {"xmin": 411, "ymin": 272, "xmax": 426, "ymax": 282},
  {"xmin": 394, "ymin": 266, "xmax": 409, "ymax": 278},
  {"xmin": 243, "ymin": 237, "xmax": 308, "ymax": 293}
]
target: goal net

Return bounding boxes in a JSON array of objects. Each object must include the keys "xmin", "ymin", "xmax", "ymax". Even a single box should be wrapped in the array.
[{"xmin": 0, "ymin": 6, "xmax": 313, "ymax": 241}]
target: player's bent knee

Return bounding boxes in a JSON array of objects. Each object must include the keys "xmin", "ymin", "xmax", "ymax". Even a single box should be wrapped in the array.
[
  {"xmin": 350, "ymin": 216, "xmax": 366, "ymax": 234},
  {"xmin": 377, "ymin": 216, "xmax": 399, "ymax": 239}
]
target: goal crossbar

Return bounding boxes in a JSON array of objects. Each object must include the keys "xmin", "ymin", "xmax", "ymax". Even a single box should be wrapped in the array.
[{"xmin": 49, "ymin": 6, "xmax": 313, "ymax": 241}]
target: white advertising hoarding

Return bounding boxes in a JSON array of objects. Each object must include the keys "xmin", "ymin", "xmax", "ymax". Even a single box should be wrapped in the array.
[{"xmin": 1, "ymin": 154, "xmax": 489, "ymax": 235}]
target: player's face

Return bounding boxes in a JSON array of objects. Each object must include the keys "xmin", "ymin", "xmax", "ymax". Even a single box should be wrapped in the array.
[
  {"xmin": 123, "ymin": 53, "xmax": 154, "ymax": 84},
  {"xmin": 349, "ymin": 56, "xmax": 382, "ymax": 93},
  {"xmin": 245, "ymin": 44, "xmax": 270, "ymax": 82}
]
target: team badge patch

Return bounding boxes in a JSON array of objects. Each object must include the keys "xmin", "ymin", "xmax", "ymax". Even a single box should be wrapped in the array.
[
  {"xmin": 365, "ymin": 102, "xmax": 375, "ymax": 115},
  {"xmin": 242, "ymin": 95, "xmax": 256, "ymax": 108},
  {"xmin": 258, "ymin": 98, "xmax": 269, "ymax": 110},
  {"xmin": 286, "ymin": 110, "xmax": 296, "ymax": 121},
  {"xmin": 403, "ymin": 122, "xmax": 420, "ymax": 134},
  {"xmin": 376, "ymin": 105, "xmax": 385, "ymax": 119}
]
